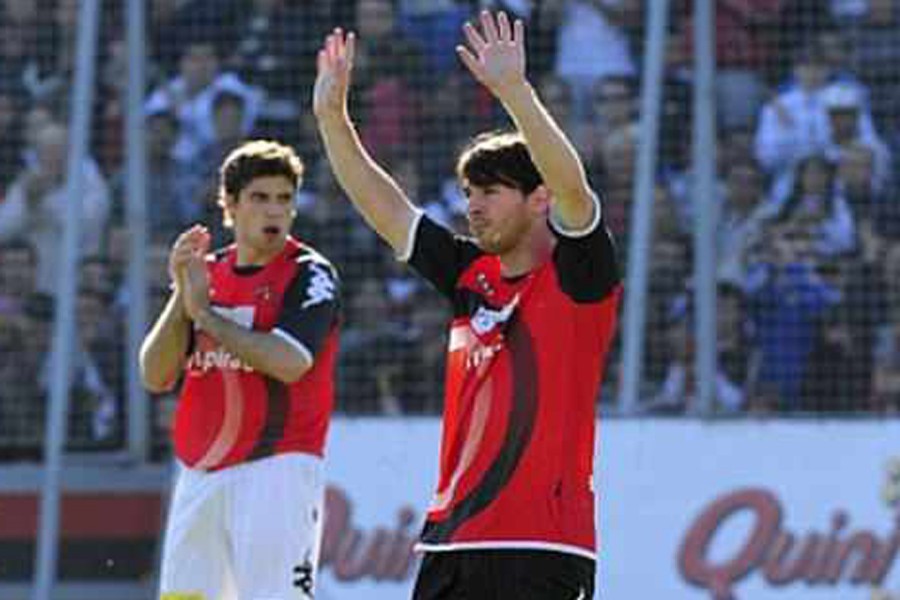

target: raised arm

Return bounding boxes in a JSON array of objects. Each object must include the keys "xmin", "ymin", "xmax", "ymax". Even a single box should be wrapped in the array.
[
  {"xmin": 312, "ymin": 29, "xmax": 418, "ymax": 255},
  {"xmin": 457, "ymin": 11, "xmax": 596, "ymax": 231},
  {"xmin": 139, "ymin": 226, "xmax": 202, "ymax": 393}
]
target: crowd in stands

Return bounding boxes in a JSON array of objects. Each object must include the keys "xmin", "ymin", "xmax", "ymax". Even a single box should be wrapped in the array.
[{"xmin": 0, "ymin": 0, "xmax": 899, "ymax": 457}]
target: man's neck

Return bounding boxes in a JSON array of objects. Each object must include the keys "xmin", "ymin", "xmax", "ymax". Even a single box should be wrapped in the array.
[
  {"xmin": 236, "ymin": 244, "xmax": 283, "ymax": 267},
  {"xmin": 498, "ymin": 228, "xmax": 555, "ymax": 278}
]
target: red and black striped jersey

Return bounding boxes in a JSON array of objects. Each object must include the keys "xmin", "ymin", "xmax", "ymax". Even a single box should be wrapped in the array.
[
  {"xmin": 173, "ymin": 237, "xmax": 340, "ymax": 471},
  {"xmin": 407, "ymin": 202, "xmax": 620, "ymax": 559}
]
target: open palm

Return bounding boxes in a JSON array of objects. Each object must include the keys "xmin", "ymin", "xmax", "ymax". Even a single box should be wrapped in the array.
[
  {"xmin": 457, "ymin": 11, "xmax": 526, "ymax": 97},
  {"xmin": 313, "ymin": 28, "xmax": 355, "ymax": 119}
]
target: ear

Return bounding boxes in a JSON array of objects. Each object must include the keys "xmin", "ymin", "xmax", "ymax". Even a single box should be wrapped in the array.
[
  {"xmin": 218, "ymin": 192, "xmax": 238, "ymax": 228},
  {"xmin": 526, "ymin": 184, "xmax": 552, "ymax": 218}
]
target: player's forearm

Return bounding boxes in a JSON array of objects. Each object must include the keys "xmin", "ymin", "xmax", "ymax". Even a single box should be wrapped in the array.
[
  {"xmin": 498, "ymin": 81, "xmax": 596, "ymax": 229},
  {"xmin": 316, "ymin": 113, "xmax": 418, "ymax": 253},
  {"xmin": 193, "ymin": 308, "xmax": 311, "ymax": 384},
  {"xmin": 140, "ymin": 292, "xmax": 191, "ymax": 393}
]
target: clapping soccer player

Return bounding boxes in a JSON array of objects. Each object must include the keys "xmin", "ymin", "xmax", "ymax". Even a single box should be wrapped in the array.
[{"xmin": 140, "ymin": 140, "xmax": 341, "ymax": 599}]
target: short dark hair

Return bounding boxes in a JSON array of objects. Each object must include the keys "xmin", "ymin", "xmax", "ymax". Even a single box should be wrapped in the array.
[
  {"xmin": 456, "ymin": 131, "xmax": 542, "ymax": 195},
  {"xmin": 218, "ymin": 139, "xmax": 304, "ymax": 200}
]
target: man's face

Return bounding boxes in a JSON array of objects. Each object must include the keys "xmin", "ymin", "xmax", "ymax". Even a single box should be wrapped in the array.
[
  {"xmin": 146, "ymin": 114, "xmax": 178, "ymax": 158},
  {"xmin": 465, "ymin": 182, "xmax": 536, "ymax": 255},
  {"xmin": 829, "ymin": 108, "xmax": 859, "ymax": 143},
  {"xmin": 593, "ymin": 81, "xmax": 633, "ymax": 128},
  {"xmin": 227, "ymin": 175, "xmax": 297, "ymax": 257},
  {"xmin": 213, "ymin": 101, "xmax": 244, "ymax": 142},
  {"xmin": 795, "ymin": 62, "xmax": 827, "ymax": 91},
  {"xmin": 726, "ymin": 164, "xmax": 763, "ymax": 210},
  {"xmin": 35, "ymin": 125, "xmax": 67, "ymax": 179},
  {"xmin": 180, "ymin": 44, "xmax": 218, "ymax": 91}
]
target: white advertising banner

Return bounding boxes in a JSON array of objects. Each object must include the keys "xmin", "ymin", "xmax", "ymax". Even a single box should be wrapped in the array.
[{"xmin": 315, "ymin": 419, "xmax": 900, "ymax": 600}]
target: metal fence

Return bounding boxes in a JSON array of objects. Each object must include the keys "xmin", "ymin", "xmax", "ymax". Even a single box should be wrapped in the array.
[{"xmin": 0, "ymin": 0, "xmax": 897, "ymax": 464}]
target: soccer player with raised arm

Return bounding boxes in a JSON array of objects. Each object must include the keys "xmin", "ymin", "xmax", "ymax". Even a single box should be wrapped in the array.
[
  {"xmin": 314, "ymin": 11, "xmax": 620, "ymax": 599},
  {"xmin": 140, "ymin": 140, "xmax": 340, "ymax": 599}
]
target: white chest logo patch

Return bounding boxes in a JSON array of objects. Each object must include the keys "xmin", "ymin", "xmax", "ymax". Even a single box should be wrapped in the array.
[
  {"xmin": 301, "ymin": 263, "xmax": 336, "ymax": 309},
  {"xmin": 471, "ymin": 294, "xmax": 520, "ymax": 335}
]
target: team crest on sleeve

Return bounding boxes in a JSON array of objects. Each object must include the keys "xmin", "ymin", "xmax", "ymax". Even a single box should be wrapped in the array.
[{"xmin": 301, "ymin": 263, "xmax": 336, "ymax": 309}]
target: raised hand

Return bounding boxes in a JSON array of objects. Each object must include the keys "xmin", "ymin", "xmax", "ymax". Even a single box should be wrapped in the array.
[
  {"xmin": 169, "ymin": 225, "xmax": 210, "ymax": 293},
  {"xmin": 313, "ymin": 28, "xmax": 356, "ymax": 120},
  {"xmin": 181, "ymin": 252, "xmax": 211, "ymax": 323},
  {"xmin": 456, "ymin": 11, "xmax": 526, "ymax": 99}
]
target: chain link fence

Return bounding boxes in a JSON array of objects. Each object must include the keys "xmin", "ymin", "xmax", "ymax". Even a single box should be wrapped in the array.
[{"xmin": 0, "ymin": 1, "xmax": 898, "ymax": 460}]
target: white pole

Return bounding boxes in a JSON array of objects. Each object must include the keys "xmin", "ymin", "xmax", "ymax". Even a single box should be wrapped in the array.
[
  {"xmin": 618, "ymin": 0, "xmax": 670, "ymax": 414},
  {"xmin": 33, "ymin": 1, "xmax": 101, "ymax": 598},
  {"xmin": 125, "ymin": 0, "xmax": 149, "ymax": 460},
  {"xmin": 692, "ymin": 0, "xmax": 718, "ymax": 415}
]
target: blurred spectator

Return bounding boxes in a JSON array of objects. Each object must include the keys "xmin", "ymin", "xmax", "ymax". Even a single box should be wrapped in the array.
[
  {"xmin": 769, "ymin": 154, "xmax": 856, "ymax": 258},
  {"xmin": 80, "ymin": 255, "xmax": 117, "ymax": 300},
  {"xmin": 649, "ymin": 282, "xmax": 757, "ymax": 414},
  {"xmin": 145, "ymin": 40, "xmax": 262, "ymax": 166},
  {"xmin": 746, "ymin": 235, "xmax": 843, "ymax": 410},
  {"xmin": 674, "ymin": 0, "xmax": 781, "ymax": 129},
  {"xmin": 553, "ymin": 0, "xmax": 636, "ymax": 119},
  {"xmin": 643, "ymin": 233, "xmax": 692, "ymax": 385},
  {"xmin": 0, "ymin": 238, "xmax": 37, "ymax": 317},
  {"xmin": 150, "ymin": 0, "xmax": 225, "ymax": 73},
  {"xmin": 339, "ymin": 277, "xmax": 419, "ymax": 414},
  {"xmin": 0, "ymin": 317, "xmax": 39, "ymax": 458},
  {"xmin": 820, "ymin": 81, "xmax": 892, "ymax": 194},
  {"xmin": 0, "ymin": 122, "xmax": 111, "ymax": 293},
  {"xmin": 119, "ymin": 108, "xmax": 205, "ymax": 241},
  {"xmin": 718, "ymin": 158, "xmax": 778, "ymax": 285},
  {"xmin": 582, "ymin": 75, "xmax": 637, "ymax": 178},
  {"xmin": 223, "ymin": 0, "xmax": 327, "ymax": 101},
  {"xmin": 70, "ymin": 285, "xmax": 123, "ymax": 447},
  {"xmin": 772, "ymin": 0, "xmax": 836, "ymax": 83},
  {"xmin": 394, "ymin": 0, "xmax": 469, "ymax": 77},
  {"xmin": 292, "ymin": 159, "xmax": 382, "ymax": 296},
  {"xmin": 800, "ymin": 222, "xmax": 886, "ymax": 412},
  {"xmin": 352, "ymin": 0, "xmax": 426, "ymax": 161},
  {"xmin": 419, "ymin": 63, "xmax": 491, "ymax": 196},
  {"xmin": 754, "ymin": 43, "xmax": 831, "ymax": 175},
  {"xmin": 404, "ymin": 286, "xmax": 450, "ymax": 413},
  {"xmin": 537, "ymin": 73, "xmax": 581, "ymax": 144},
  {"xmin": 0, "ymin": 0, "xmax": 47, "ymax": 101},
  {"xmin": 21, "ymin": 103, "xmax": 55, "ymax": 167},
  {"xmin": 6, "ymin": 292, "xmax": 55, "ymax": 456},
  {"xmin": 838, "ymin": 142, "xmax": 881, "ymax": 216}
]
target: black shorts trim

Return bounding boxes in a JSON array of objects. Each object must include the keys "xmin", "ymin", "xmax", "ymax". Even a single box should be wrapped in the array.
[{"xmin": 412, "ymin": 548, "xmax": 595, "ymax": 600}]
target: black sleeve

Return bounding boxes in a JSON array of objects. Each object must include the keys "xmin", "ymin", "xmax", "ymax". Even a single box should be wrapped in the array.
[
  {"xmin": 276, "ymin": 260, "xmax": 341, "ymax": 358},
  {"xmin": 551, "ymin": 208, "xmax": 621, "ymax": 304},
  {"xmin": 407, "ymin": 214, "xmax": 483, "ymax": 299}
]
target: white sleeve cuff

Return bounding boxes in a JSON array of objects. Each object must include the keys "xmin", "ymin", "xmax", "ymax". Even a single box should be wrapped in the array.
[
  {"xmin": 397, "ymin": 209, "xmax": 426, "ymax": 263},
  {"xmin": 273, "ymin": 328, "xmax": 314, "ymax": 366},
  {"xmin": 549, "ymin": 193, "xmax": 602, "ymax": 239}
]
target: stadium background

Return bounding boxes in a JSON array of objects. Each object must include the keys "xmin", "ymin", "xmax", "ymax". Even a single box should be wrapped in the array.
[{"xmin": 1, "ymin": 0, "xmax": 899, "ymax": 598}]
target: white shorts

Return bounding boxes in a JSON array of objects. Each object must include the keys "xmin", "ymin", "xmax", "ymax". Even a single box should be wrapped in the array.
[{"xmin": 158, "ymin": 453, "xmax": 324, "ymax": 600}]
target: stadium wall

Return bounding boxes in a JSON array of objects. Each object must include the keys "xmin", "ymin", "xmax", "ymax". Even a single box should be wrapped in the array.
[{"xmin": 2, "ymin": 419, "xmax": 900, "ymax": 600}]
